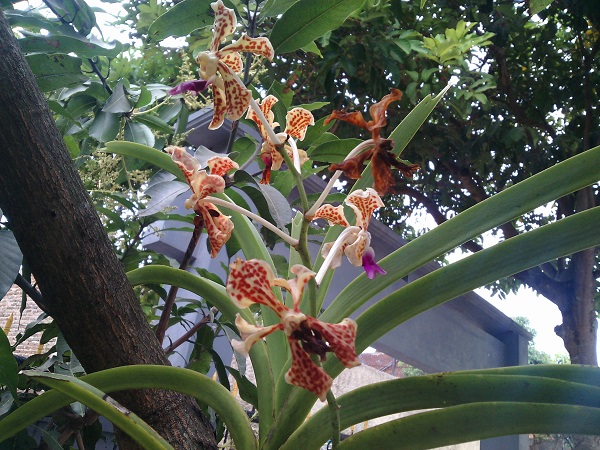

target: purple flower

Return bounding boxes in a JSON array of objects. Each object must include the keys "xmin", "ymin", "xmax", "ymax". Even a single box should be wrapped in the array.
[
  {"xmin": 168, "ymin": 79, "xmax": 211, "ymax": 96},
  {"xmin": 362, "ymin": 248, "xmax": 387, "ymax": 279}
]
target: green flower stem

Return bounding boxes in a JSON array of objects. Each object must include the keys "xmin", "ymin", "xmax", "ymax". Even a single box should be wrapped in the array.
[
  {"xmin": 4, "ymin": 367, "xmax": 257, "ymax": 450},
  {"xmin": 326, "ymin": 389, "xmax": 341, "ymax": 448},
  {"xmin": 305, "ymin": 139, "xmax": 375, "ymax": 219},
  {"xmin": 205, "ymin": 196, "xmax": 298, "ymax": 246}
]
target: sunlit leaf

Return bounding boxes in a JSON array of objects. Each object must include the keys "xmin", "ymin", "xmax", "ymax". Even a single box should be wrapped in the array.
[
  {"xmin": 25, "ymin": 54, "xmax": 87, "ymax": 92},
  {"xmin": 18, "ymin": 35, "xmax": 123, "ymax": 59},
  {"xmin": 270, "ymin": 0, "xmax": 365, "ymax": 53},
  {"xmin": 147, "ymin": 0, "xmax": 214, "ymax": 43}
]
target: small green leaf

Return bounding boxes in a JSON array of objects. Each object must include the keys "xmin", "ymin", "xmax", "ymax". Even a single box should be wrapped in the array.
[
  {"xmin": 530, "ymin": 0, "xmax": 554, "ymax": 15},
  {"xmin": 89, "ymin": 111, "xmax": 120, "ymax": 142},
  {"xmin": 226, "ymin": 366, "xmax": 258, "ymax": 408},
  {"xmin": 147, "ymin": 0, "xmax": 214, "ymax": 43},
  {"xmin": 270, "ymin": 0, "xmax": 365, "ymax": 53},
  {"xmin": 63, "ymin": 135, "xmax": 80, "ymax": 158},
  {"xmin": 135, "ymin": 86, "xmax": 153, "ymax": 108},
  {"xmin": 134, "ymin": 114, "xmax": 173, "ymax": 134},
  {"xmin": 26, "ymin": 54, "xmax": 88, "ymax": 92},
  {"xmin": 257, "ymin": 184, "xmax": 293, "ymax": 227},
  {"xmin": 124, "ymin": 121, "xmax": 155, "ymax": 147},
  {"xmin": 294, "ymin": 101, "xmax": 329, "ymax": 111},
  {"xmin": 103, "ymin": 82, "xmax": 132, "ymax": 113}
]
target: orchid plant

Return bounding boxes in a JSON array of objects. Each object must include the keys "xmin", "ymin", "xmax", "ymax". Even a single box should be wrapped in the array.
[{"xmin": 4, "ymin": 0, "xmax": 600, "ymax": 449}]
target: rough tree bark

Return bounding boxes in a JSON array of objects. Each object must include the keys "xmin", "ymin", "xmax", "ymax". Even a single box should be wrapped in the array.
[{"xmin": 0, "ymin": 10, "xmax": 217, "ymax": 450}]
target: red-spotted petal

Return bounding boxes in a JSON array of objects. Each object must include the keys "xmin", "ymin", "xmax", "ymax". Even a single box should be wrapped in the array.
[
  {"xmin": 226, "ymin": 259, "xmax": 287, "ymax": 314},
  {"xmin": 198, "ymin": 203, "xmax": 233, "ymax": 257},
  {"xmin": 247, "ymin": 95, "xmax": 279, "ymax": 140},
  {"xmin": 219, "ymin": 62, "xmax": 252, "ymax": 120},
  {"xmin": 166, "ymin": 146, "xmax": 200, "ymax": 184},
  {"xmin": 344, "ymin": 229, "xmax": 370, "ymax": 267},
  {"xmin": 287, "ymin": 264, "xmax": 316, "ymax": 310},
  {"xmin": 231, "ymin": 314, "xmax": 282, "ymax": 355},
  {"xmin": 220, "ymin": 34, "xmax": 275, "ymax": 61},
  {"xmin": 285, "ymin": 338, "xmax": 332, "ymax": 401},
  {"xmin": 220, "ymin": 51, "xmax": 243, "ymax": 73},
  {"xmin": 306, "ymin": 317, "xmax": 360, "ymax": 369},
  {"xmin": 345, "ymin": 188, "xmax": 384, "ymax": 229},
  {"xmin": 285, "ymin": 108, "xmax": 314, "ymax": 140},
  {"xmin": 188, "ymin": 171, "xmax": 226, "ymax": 199},
  {"xmin": 206, "ymin": 155, "xmax": 238, "ymax": 177},
  {"xmin": 210, "ymin": 0, "xmax": 236, "ymax": 53},
  {"xmin": 313, "ymin": 204, "xmax": 350, "ymax": 227},
  {"xmin": 210, "ymin": 84, "xmax": 227, "ymax": 130}
]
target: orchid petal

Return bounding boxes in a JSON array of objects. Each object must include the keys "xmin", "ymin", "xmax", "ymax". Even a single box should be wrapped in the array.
[
  {"xmin": 206, "ymin": 155, "xmax": 239, "ymax": 177},
  {"xmin": 166, "ymin": 146, "xmax": 200, "ymax": 184},
  {"xmin": 345, "ymin": 188, "xmax": 384, "ymax": 229},
  {"xmin": 247, "ymin": 95, "xmax": 279, "ymax": 140},
  {"xmin": 344, "ymin": 229, "xmax": 370, "ymax": 267},
  {"xmin": 313, "ymin": 204, "xmax": 350, "ymax": 227},
  {"xmin": 324, "ymin": 110, "xmax": 369, "ymax": 131},
  {"xmin": 367, "ymin": 88, "xmax": 402, "ymax": 135},
  {"xmin": 209, "ymin": 85, "xmax": 228, "ymax": 130},
  {"xmin": 220, "ymin": 51, "xmax": 243, "ymax": 73},
  {"xmin": 219, "ymin": 33, "xmax": 275, "ymax": 61},
  {"xmin": 188, "ymin": 171, "xmax": 226, "ymax": 199},
  {"xmin": 284, "ymin": 108, "xmax": 314, "ymax": 140},
  {"xmin": 168, "ymin": 79, "xmax": 210, "ymax": 96},
  {"xmin": 287, "ymin": 265, "xmax": 316, "ymax": 309},
  {"xmin": 307, "ymin": 317, "xmax": 360, "ymax": 368},
  {"xmin": 362, "ymin": 247, "xmax": 387, "ymax": 279},
  {"xmin": 285, "ymin": 339, "xmax": 332, "ymax": 401},
  {"xmin": 219, "ymin": 62, "xmax": 252, "ymax": 120},
  {"xmin": 199, "ymin": 203, "xmax": 234, "ymax": 257},
  {"xmin": 231, "ymin": 314, "xmax": 282, "ymax": 355},
  {"xmin": 210, "ymin": 0, "xmax": 236, "ymax": 53},
  {"xmin": 226, "ymin": 259, "xmax": 286, "ymax": 314}
]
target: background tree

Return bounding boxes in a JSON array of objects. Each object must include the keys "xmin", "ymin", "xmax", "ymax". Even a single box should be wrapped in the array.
[{"xmin": 265, "ymin": 0, "xmax": 600, "ymax": 365}]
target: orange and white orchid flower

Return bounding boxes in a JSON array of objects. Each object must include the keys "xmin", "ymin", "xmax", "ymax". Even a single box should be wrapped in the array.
[
  {"xmin": 227, "ymin": 258, "xmax": 360, "ymax": 401},
  {"xmin": 167, "ymin": 146, "xmax": 238, "ymax": 257},
  {"xmin": 325, "ymin": 88, "xmax": 419, "ymax": 195},
  {"xmin": 313, "ymin": 188, "xmax": 386, "ymax": 283},
  {"xmin": 196, "ymin": 1, "xmax": 275, "ymax": 130},
  {"xmin": 246, "ymin": 95, "xmax": 314, "ymax": 184}
]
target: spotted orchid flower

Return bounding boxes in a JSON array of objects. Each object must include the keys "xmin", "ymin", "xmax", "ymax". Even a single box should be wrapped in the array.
[
  {"xmin": 325, "ymin": 88, "xmax": 419, "ymax": 195},
  {"xmin": 313, "ymin": 188, "xmax": 386, "ymax": 282},
  {"xmin": 167, "ymin": 146, "xmax": 238, "ymax": 257},
  {"xmin": 246, "ymin": 95, "xmax": 314, "ymax": 184},
  {"xmin": 227, "ymin": 258, "xmax": 360, "ymax": 401},
  {"xmin": 192, "ymin": 0, "xmax": 275, "ymax": 130}
]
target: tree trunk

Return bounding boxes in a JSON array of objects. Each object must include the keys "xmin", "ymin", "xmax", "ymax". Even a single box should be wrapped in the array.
[{"xmin": 0, "ymin": 10, "xmax": 217, "ymax": 449}]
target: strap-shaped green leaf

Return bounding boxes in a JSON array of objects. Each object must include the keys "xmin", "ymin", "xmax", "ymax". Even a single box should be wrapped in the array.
[
  {"xmin": 284, "ymin": 368, "xmax": 600, "ymax": 449},
  {"xmin": 4, "ymin": 367, "xmax": 257, "ymax": 450},
  {"xmin": 337, "ymin": 402, "xmax": 600, "ymax": 449},
  {"xmin": 20, "ymin": 371, "xmax": 174, "ymax": 450}
]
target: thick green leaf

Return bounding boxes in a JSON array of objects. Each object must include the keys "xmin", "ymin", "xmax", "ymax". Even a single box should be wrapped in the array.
[
  {"xmin": 25, "ymin": 54, "xmax": 88, "ymax": 92},
  {"xmin": 103, "ymin": 82, "xmax": 132, "ymax": 113},
  {"xmin": 4, "ymin": 366, "xmax": 257, "ymax": 450},
  {"xmin": 21, "ymin": 371, "xmax": 173, "ymax": 450},
  {"xmin": 147, "ymin": 0, "xmax": 214, "ymax": 43},
  {"xmin": 0, "ymin": 230, "xmax": 21, "ymax": 301},
  {"xmin": 88, "ymin": 111, "xmax": 120, "ymax": 142},
  {"xmin": 18, "ymin": 35, "xmax": 123, "ymax": 59},
  {"xmin": 0, "ymin": 330, "xmax": 18, "ymax": 402},
  {"xmin": 270, "ymin": 0, "xmax": 364, "ymax": 53},
  {"xmin": 101, "ymin": 141, "xmax": 184, "ymax": 181},
  {"xmin": 124, "ymin": 121, "xmax": 155, "ymax": 147},
  {"xmin": 284, "ymin": 369, "xmax": 600, "ymax": 450}
]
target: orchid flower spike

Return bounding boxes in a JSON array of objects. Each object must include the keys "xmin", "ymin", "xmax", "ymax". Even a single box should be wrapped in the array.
[
  {"xmin": 167, "ymin": 146, "xmax": 238, "ymax": 257},
  {"xmin": 313, "ymin": 188, "xmax": 387, "ymax": 282},
  {"xmin": 195, "ymin": 0, "xmax": 275, "ymax": 129},
  {"xmin": 227, "ymin": 258, "xmax": 360, "ymax": 401},
  {"xmin": 246, "ymin": 95, "xmax": 314, "ymax": 184},
  {"xmin": 325, "ymin": 88, "xmax": 419, "ymax": 195}
]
